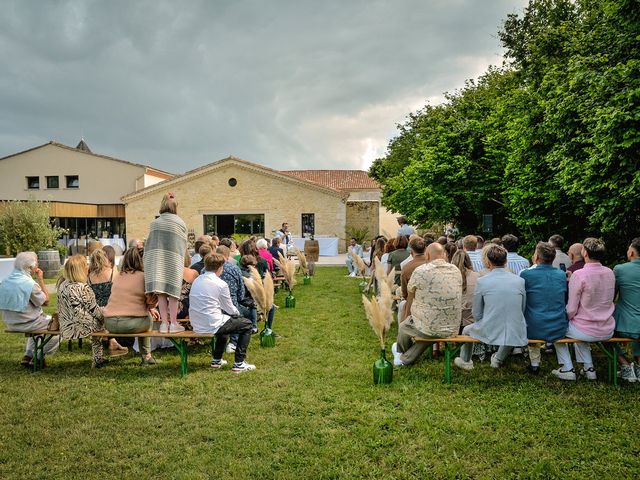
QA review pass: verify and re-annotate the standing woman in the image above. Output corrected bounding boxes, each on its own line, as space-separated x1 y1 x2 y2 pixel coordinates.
88 249 128 356
144 193 188 333
57 254 108 368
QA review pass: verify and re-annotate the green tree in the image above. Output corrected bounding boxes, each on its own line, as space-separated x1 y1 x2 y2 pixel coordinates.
0 199 66 256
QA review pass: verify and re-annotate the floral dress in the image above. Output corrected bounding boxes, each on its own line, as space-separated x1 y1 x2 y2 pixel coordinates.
57 280 105 364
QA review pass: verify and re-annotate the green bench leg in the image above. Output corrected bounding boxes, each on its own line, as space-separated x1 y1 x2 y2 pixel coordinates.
32 334 55 372
595 342 618 387
443 343 461 385
168 338 188 377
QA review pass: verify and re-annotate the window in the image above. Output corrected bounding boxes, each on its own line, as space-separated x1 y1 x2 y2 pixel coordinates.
66 175 79 188
302 213 315 237
46 176 59 189
26 176 39 189
203 214 264 237
228 177 237 187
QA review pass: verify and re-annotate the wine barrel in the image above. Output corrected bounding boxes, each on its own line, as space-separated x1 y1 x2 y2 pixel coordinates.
37 249 61 279
304 240 319 262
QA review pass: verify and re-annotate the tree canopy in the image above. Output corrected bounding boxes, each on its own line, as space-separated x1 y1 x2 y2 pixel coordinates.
370 0 639 256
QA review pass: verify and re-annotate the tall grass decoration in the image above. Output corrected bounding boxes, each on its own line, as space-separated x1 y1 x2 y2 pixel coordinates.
278 252 297 307
362 277 394 384
242 266 277 347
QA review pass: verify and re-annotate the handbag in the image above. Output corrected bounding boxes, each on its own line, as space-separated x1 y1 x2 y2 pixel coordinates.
48 313 60 331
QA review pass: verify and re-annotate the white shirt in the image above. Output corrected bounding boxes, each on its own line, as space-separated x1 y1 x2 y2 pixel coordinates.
552 249 572 270
189 272 239 334
190 253 202 266
400 254 413 270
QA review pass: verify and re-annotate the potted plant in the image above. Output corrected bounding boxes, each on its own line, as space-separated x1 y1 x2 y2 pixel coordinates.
278 252 297 308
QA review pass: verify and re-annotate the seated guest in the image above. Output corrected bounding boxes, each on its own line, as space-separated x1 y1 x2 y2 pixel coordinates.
454 244 527 371
444 242 458 263
520 242 568 374
346 238 363 277
102 245 117 269
103 247 159 366
392 243 462 366
387 236 410 285
614 237 640 382
490 237 502 246
57 255 108 368
128 238 144 256
210 235 220 248
190 235 212 266
219 238 239 265
451 250 479 330
398 237 428 325
87 239 103 256
0 252 60 367
501 234 530 275
567 243 585 275
476 236 485 249
549 234 572 270
217 246 257 339
229 239 241 263
190 244 213 275
397 215 414 237
553 238 615 380
361 241 372 267
89 249 128 356
268 237 284 269
240 240 268 278
463 235 484 272
178 249 200 319
437 236 448 245
380 238 395 267
257 238 274 273
189 254 256 372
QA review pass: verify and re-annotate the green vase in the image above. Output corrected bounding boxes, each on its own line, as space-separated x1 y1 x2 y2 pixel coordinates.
373 349 393 385
285 294 296 308
260 327 276 348
303 275 311 285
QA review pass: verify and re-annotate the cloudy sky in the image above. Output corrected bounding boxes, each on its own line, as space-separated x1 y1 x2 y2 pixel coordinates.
0 0 527 174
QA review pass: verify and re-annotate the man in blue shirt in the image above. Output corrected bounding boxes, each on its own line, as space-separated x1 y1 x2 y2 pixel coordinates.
502 234 530 275
397 216 415 237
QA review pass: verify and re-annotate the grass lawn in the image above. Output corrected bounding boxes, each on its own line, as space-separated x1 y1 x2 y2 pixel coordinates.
1 267 639 479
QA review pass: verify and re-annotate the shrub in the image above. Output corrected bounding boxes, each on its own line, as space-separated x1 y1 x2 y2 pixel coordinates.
0 199 66 256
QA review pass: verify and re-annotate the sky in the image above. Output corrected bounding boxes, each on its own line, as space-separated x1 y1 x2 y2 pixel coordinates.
0 0 527 174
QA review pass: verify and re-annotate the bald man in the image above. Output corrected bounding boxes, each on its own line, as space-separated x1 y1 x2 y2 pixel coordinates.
566 243 584 276
392 242 463 366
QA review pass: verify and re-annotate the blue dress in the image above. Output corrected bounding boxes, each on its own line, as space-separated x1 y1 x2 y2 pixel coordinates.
519 264 568 341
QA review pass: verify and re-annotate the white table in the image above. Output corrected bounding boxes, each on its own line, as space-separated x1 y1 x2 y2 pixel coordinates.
99 238 126 251
291 237 339 256
0 258 15 281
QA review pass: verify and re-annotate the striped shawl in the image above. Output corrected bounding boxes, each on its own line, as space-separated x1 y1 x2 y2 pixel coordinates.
143 213 188 298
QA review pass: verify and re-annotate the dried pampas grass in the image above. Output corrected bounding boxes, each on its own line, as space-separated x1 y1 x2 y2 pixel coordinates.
294 247 309 275
263 269 274 314
351 252 367 277
243 266 267 314
373 257 395 293
278 252 297 291
363 294 392 349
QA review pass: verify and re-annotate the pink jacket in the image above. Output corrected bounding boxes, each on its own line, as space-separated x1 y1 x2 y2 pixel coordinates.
259 248 274 272
566 262 615 337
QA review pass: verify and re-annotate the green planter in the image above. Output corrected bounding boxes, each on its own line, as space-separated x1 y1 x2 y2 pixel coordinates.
303 275 311 285
285 294 296 308
260 327 276 348
373 349 393 385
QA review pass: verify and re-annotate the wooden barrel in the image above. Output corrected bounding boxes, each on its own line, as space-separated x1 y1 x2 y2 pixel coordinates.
37 249 61 279
304 240 319 262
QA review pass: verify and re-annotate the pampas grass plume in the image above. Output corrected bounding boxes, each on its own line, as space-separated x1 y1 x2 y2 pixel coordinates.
362 294 388 349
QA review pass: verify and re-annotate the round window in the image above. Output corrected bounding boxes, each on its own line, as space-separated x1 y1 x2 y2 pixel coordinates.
228 177 237 187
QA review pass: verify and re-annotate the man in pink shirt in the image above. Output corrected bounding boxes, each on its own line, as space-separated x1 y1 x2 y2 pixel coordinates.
553 238 615 381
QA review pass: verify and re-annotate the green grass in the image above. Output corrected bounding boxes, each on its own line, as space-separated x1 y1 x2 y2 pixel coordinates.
1 267 639 479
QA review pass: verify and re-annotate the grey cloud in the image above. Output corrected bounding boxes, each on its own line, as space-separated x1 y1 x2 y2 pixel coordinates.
0 0 527 173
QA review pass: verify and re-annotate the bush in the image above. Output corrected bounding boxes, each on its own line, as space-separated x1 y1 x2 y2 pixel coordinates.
0 199 66 256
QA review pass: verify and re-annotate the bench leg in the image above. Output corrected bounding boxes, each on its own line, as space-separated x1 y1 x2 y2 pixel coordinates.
32 334 55 372
443 343 461 384
595 342 618 386
168 338 188 377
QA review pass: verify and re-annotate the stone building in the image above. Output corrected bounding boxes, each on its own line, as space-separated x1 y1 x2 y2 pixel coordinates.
123 156 395 253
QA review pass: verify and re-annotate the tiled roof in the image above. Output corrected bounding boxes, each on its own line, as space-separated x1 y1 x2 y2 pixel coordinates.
281 170 380 191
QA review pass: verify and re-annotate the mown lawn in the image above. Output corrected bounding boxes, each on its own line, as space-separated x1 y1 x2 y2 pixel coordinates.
1 267 639 479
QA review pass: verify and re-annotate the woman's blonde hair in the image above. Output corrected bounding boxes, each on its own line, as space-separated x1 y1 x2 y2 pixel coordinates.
58 254 88 287
450 250 472 293
159 192 178 215
89 249 110 275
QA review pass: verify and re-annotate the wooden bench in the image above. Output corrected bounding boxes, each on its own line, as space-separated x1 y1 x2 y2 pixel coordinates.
412 335 634 386
6 328 216 377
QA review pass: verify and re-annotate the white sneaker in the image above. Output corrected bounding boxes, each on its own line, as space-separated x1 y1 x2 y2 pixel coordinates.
490 353 502 368
551 367 576 381
232 361 256 372
454 357 474 371
391 342 404 366
579 367 597 381
210 359 228 369
226 343 237 353
169 323 185 333
618 363 637 383
349 271 357 277
159 321 169 333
